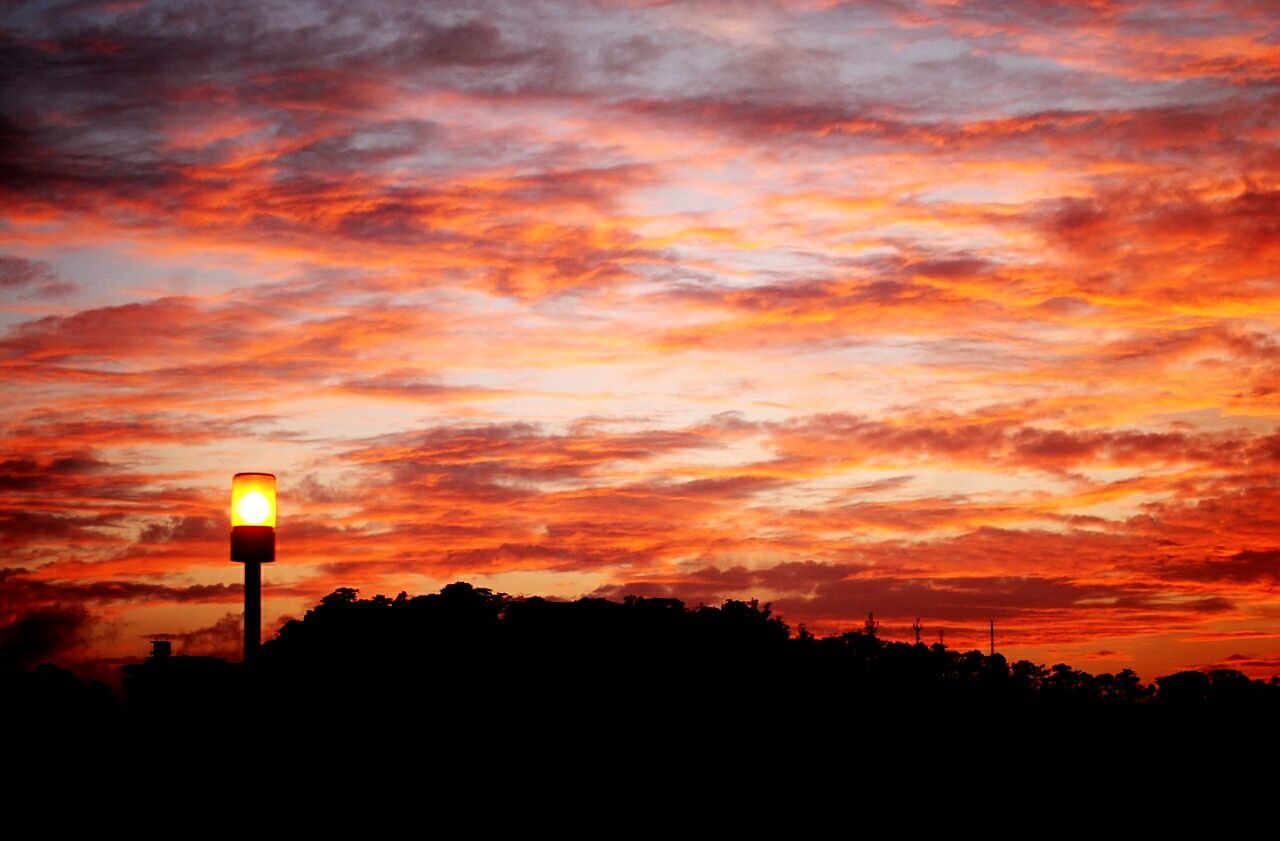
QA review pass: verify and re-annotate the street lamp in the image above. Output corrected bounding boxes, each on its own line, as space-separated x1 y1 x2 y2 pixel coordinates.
231 472 276 662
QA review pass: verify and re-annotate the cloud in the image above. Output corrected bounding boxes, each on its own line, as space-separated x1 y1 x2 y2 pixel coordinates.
0 605 92 672
1154 549 1280 587
0 567 242 606
587 556 1239 654
0 255 76 298
1189 651 1280 680
153 612 242 659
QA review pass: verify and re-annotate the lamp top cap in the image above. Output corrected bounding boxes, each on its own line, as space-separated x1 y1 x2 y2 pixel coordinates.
234 471 276 479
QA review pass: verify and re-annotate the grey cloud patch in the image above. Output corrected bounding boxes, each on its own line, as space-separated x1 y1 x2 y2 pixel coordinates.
0 255 77 298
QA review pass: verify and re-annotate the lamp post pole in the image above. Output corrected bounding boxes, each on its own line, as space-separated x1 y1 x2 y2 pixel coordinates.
244 559 261 661
230 472 277 664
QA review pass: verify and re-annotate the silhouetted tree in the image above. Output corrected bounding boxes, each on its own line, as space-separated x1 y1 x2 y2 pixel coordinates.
10 581 1280 753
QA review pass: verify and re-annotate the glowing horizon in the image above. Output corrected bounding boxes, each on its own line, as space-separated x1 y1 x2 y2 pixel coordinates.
2 0 1279 683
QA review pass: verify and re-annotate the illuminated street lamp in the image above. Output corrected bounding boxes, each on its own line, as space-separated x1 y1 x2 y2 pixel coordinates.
231 472 276 662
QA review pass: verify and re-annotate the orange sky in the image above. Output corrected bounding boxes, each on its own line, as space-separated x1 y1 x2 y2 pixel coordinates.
3 0 1280 682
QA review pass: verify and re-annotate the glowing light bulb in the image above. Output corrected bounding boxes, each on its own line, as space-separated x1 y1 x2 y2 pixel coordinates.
237 490 271 525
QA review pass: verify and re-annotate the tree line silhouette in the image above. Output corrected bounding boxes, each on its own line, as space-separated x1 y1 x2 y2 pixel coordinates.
6 581 1280 751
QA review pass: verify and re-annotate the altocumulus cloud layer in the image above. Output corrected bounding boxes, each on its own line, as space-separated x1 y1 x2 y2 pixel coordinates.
2 0 1279 679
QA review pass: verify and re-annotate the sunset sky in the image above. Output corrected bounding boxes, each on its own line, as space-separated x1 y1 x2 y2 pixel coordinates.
3 0 1279 681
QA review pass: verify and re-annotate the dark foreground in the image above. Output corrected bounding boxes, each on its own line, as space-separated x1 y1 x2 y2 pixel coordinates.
6 582 1280 762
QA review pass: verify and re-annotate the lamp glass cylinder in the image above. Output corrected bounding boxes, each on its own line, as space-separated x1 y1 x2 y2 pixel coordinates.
231 472 276 528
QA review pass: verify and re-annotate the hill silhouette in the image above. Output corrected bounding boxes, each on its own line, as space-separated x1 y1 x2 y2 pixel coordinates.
6 581 1280 756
